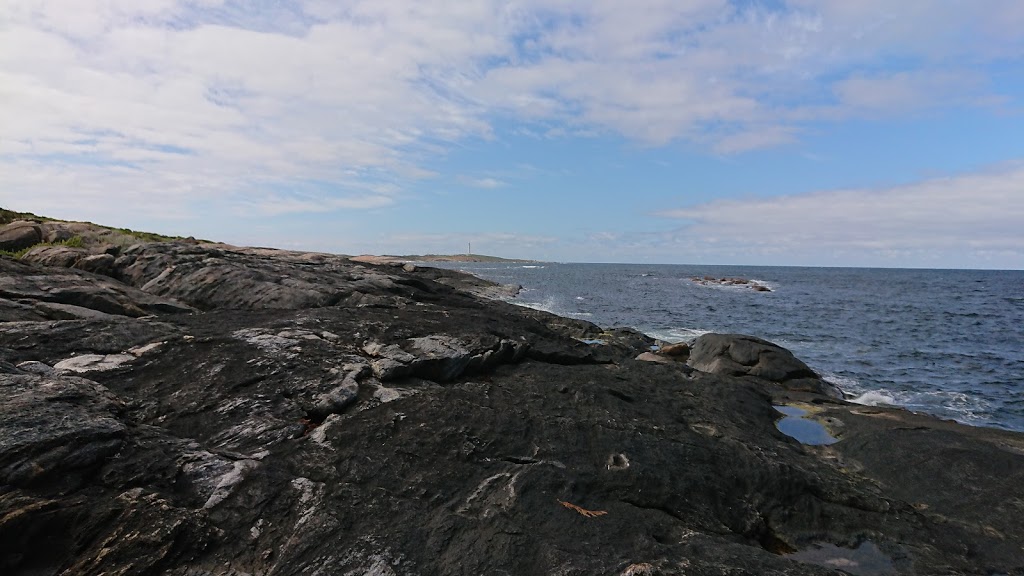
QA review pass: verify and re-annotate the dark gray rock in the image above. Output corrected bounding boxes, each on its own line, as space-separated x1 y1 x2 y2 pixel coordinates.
74 253 117 276
363 335 529 383
33 301 120 320
636 351 673 363
370 356 414 381
688 333 844 398
0 221 42 252
21 244 88 268
308 377 360 421
406 334 475 381
0 296 46 321
0 257 193 318
15 361 54 375
0 316 180 366
106 243 407 311
0 373 126 488
41 222 75 244
688 333 817 382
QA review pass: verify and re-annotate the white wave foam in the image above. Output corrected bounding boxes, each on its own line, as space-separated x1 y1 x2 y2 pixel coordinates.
749 279 780 291
515 297 559 315
643 327 711 343
850 391 897 406
821 372 860 394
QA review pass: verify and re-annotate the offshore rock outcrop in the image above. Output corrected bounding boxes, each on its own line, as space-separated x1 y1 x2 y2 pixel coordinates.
1 241 1022 575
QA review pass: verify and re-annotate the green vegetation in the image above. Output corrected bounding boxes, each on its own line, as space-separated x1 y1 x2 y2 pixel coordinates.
0 208 52 226
110 226 180 243
0 235 85 259
1 206 208 252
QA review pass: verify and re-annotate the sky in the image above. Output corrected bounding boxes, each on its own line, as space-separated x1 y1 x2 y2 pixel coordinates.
2 0 1023 268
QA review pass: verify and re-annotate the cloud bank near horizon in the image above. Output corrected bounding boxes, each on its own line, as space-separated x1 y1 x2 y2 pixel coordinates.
650 163 1024 267
2 1 1022 266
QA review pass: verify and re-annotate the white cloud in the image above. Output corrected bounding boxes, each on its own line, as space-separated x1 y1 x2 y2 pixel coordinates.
457 176 506 189
654 162 1024 266
1 0 1022 224
831 70 990 115
239 193 394 217
712 125 798 154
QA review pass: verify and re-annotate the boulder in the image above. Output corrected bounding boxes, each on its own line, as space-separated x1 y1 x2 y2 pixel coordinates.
308 378 360 421
74 253 117 276
635 351 672 364
658 342 691 359
0 221 42 252
16 361 55 375
22 245 88 268
41 223 75 244
406 335 474 381
603 327 653 352
688 333 817 383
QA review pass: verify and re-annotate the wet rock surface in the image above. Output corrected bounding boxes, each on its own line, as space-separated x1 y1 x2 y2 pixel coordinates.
690 276 772 292
1 242 1022 575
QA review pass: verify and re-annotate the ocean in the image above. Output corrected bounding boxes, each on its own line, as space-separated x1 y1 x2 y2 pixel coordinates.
428 262 1024 432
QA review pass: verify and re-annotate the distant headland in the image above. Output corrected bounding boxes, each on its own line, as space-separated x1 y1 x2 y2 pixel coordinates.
350 253 539 264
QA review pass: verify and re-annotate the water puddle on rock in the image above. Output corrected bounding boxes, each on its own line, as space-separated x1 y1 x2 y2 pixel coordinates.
774 405 838 445
787 540 895 575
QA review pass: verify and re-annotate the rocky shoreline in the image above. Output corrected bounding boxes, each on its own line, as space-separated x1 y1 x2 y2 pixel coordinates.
1 223 1023 575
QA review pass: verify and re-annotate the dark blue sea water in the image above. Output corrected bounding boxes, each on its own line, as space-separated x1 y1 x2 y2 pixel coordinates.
429 263 1024 432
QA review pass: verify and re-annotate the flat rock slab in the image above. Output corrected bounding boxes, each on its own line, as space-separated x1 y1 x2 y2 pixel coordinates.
54 353 136 373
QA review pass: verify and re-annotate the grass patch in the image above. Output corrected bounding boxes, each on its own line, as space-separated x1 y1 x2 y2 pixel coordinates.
0 236 86 259
2 206 211 246
108 226 179 243
0 208 53 226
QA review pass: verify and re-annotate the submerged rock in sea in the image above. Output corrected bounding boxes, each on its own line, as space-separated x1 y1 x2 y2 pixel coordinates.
691 275 772 292
0 240 1022 575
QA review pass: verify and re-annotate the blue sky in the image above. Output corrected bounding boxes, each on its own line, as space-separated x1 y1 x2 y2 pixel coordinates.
2 1 1023 268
